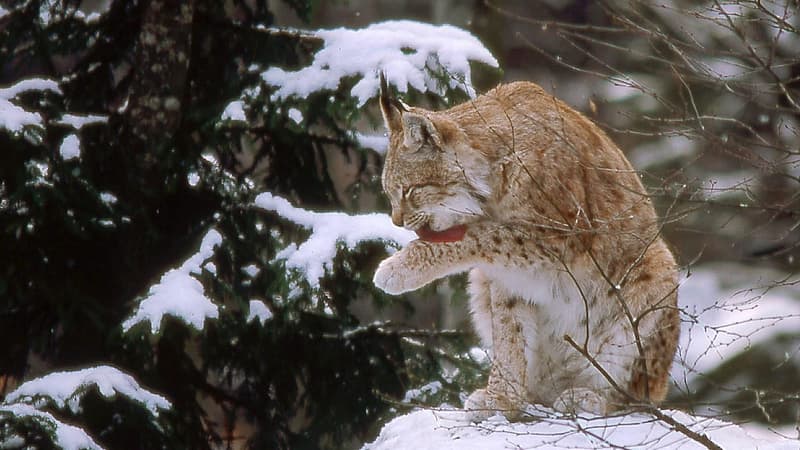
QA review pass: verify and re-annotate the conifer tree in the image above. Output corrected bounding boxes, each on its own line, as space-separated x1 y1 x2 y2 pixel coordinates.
1 1 497 448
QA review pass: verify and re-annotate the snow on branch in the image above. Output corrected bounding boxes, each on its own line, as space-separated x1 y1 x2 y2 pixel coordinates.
262 20 499 106
0 403 103 450
54 113 108 130
122 229 222 334
0 78 61 133
254 192 415 289
4 365 171 417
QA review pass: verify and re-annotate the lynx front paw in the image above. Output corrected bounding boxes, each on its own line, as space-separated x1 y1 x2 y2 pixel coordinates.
553 388 607 416
373 254 427 295
464 388 526 423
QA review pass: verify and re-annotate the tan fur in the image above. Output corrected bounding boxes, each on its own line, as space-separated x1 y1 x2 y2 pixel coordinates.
373 80 679 420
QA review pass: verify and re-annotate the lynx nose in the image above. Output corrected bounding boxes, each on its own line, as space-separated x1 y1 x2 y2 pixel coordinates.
391 210 403 227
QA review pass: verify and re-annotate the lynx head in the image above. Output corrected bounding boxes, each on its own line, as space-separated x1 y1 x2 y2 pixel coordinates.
378 73 490 234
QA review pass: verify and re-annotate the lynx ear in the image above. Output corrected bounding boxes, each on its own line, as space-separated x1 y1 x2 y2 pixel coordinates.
401 113 443 151
379 72 405 134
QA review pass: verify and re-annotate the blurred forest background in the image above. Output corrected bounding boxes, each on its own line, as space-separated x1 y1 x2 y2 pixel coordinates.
1 0 799 449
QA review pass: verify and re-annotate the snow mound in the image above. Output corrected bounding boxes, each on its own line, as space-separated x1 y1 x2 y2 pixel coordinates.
262 20 499 106
364 408 798 450
5 365 171 417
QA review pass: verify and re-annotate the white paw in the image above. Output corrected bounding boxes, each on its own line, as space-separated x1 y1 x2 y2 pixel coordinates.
372 254 425 295
464 389 529 423
464 389 494 423
553 388 607 416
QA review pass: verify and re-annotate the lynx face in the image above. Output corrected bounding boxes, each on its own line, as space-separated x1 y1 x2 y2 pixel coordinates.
379 85 489 234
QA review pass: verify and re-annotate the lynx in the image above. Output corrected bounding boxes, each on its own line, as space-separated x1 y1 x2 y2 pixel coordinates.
372 74 680 421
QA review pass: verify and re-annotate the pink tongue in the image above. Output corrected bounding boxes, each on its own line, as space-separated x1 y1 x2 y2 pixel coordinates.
415 224 467 243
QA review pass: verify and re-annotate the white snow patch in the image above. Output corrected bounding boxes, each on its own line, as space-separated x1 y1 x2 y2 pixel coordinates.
99 192 117 205
674 264 800 384
0 403 103 450
122 229 222 334
221 100 247 122
403 381 442 403
55 113 107 129
364 408 798 450
262 20 498 106
247 300 273 324
187 171 200 187
699 171 755 199
38 2 107 25
5 365 171 416
0 78 61 133
287 107 303 124
59 133 81 160
242 264 260 277
467 347 489 365
355 132 389 154
628 135 697 170
254 192 415 288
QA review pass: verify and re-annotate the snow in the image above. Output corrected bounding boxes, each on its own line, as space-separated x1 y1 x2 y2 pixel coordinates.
247 300 273 324
0 78 61 133
55 113 108 129
403 381 442 403
699 171 756 200
0 403 103 450
99 192 117 205
628 135 696 170
242 264 260 277
4 365 171 417
262 21 499 106
221 100 247 122
122 229 222 334
364 408 798 450
467 347 489 365
187 171 200 187
38 2 107 25
254 192 415 288
287 107 303 124
674 264 800 385
354 132 389 154
59 133 81 160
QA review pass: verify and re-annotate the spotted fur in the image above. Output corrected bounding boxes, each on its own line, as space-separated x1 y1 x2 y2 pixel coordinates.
373 78 679 420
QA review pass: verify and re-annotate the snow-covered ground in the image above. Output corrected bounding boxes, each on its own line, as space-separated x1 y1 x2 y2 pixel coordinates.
364 407 798 450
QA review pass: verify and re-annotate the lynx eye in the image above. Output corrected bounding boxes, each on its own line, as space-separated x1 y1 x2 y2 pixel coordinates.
402 186 416 199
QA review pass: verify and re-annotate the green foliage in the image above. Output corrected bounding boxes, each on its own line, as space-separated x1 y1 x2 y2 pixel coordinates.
0 1 483 449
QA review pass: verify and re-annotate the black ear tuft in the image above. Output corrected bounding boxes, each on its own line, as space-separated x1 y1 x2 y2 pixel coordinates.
379 71 391 111
379 72 405 133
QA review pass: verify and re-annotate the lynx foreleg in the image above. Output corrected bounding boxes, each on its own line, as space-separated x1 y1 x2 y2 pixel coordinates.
373 222 551 295
466 290 530 422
